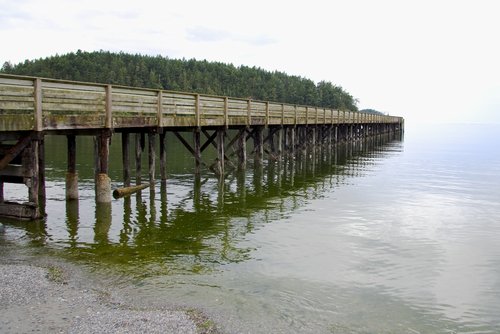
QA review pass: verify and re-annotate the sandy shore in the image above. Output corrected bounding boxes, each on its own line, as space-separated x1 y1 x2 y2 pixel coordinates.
0 261 219 333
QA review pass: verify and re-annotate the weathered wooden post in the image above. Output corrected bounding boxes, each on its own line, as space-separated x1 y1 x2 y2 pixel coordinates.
215 128 225 177
122 132 131 187
159 131 167 186
148 132 156 185
66 135 78 200
194 129 201 176
254 126 264 163
237 127 247 170
95 131 111 203
289 126 295 156
135 133 145 185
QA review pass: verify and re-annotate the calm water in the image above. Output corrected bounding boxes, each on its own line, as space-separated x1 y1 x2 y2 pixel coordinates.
1 124 500 333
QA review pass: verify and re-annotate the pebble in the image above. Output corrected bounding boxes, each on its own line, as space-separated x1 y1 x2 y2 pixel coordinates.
0 264 200 334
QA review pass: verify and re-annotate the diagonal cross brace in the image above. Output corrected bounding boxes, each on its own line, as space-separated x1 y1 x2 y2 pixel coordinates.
0 135 33 171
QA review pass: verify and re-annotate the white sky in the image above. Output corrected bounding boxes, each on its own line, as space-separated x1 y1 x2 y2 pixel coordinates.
1 0 499 124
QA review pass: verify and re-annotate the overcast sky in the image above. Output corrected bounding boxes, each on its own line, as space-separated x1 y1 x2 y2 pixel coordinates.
1 0 498 124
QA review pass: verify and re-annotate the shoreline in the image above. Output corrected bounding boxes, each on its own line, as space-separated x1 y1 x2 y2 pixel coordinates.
0 258 220 333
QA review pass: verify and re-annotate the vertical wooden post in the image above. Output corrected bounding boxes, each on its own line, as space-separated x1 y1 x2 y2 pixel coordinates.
105 85 113 129
122 132 130 187
159 131 167 185
194 129 201 176
148 132 156 185
254 126 264 163
265 102 270 128
268 128 275 158
194 94 201 128
135 133 144 185
66 134 78 200
96 131 111 203
34 78 42 132
224 97 229 129
23 140 41 219
157 90 163 127
247 99 252 126
215 128 225 177
237 128 246 170
289 126 295 156
277 127 283 156
38 135 46 202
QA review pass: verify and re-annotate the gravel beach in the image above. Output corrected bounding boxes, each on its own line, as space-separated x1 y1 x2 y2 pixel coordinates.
0 262 218 334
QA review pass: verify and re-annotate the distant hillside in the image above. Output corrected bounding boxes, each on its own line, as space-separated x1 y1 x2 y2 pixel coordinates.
1 50 358 111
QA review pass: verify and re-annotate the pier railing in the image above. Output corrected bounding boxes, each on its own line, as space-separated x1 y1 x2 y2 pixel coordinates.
0 74 403 132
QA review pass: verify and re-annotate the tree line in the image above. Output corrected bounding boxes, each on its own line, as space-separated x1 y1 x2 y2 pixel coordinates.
1 50 358 111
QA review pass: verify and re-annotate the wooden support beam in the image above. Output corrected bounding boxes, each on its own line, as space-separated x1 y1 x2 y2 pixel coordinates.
38 135 46 202
237 127 246 170
135 133 144 185
96 131 111 203
148 132 156 185
122 132 131 187
201 129 217 153
66 135 78 200
159 131 167 184
105 85 113 129
193 130 201 175
0 135 32 171
173 131 207 173
215 128 225 177
254 126 264 163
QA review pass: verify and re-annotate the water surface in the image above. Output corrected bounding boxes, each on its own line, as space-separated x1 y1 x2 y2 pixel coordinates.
1 124 500 333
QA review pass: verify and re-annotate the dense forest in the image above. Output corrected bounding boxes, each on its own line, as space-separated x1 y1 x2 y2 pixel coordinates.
1 50 358 111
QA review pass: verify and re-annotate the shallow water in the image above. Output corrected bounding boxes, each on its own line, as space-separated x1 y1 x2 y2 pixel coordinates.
2 124 500 333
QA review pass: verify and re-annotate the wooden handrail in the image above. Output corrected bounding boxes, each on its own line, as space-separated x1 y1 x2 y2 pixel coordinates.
0 74 404 132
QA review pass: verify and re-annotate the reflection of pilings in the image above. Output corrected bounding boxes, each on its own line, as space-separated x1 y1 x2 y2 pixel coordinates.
65 198 79 247
160 182 167 224
94 202 111 245
120 197 132 244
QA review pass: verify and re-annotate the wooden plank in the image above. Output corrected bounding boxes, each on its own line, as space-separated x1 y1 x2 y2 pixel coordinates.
163 92 197 100
0 77 34 87
0 202 39 220
42 103 105 113
0 85 34 97
0 165 32 177
0 101 36 110
42 81 105 92
42 88 105 101
112 87 157 96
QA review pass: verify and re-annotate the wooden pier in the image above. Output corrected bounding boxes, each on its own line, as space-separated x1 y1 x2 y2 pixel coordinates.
0 74 404 220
